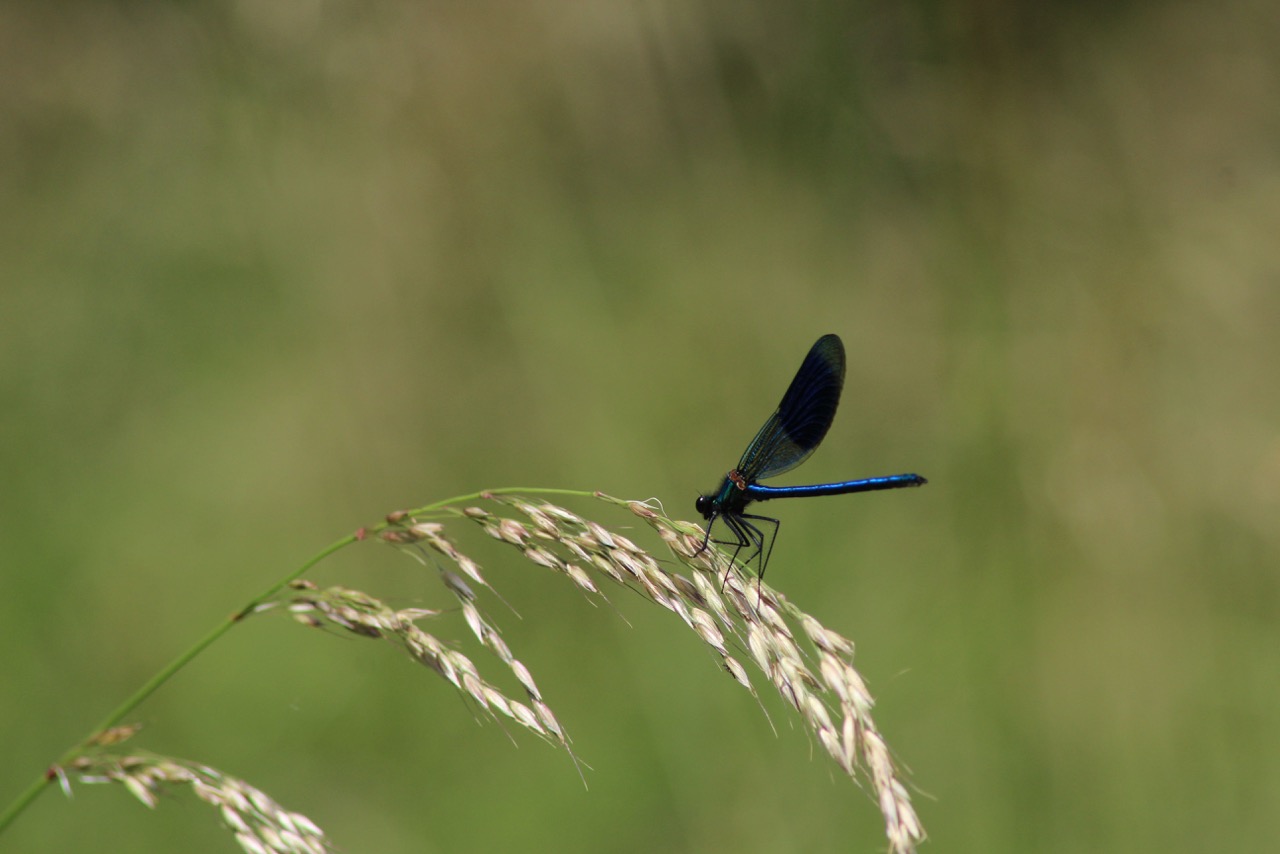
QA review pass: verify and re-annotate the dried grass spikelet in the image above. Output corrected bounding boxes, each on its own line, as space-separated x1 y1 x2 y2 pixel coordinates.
255 580 577 771
370 492 924 853
25 490 921 854
57 751 330 854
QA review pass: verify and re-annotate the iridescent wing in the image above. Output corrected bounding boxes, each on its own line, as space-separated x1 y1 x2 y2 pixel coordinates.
735 334 846 482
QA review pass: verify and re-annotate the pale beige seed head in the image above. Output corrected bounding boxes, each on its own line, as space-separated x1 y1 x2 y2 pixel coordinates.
523 547 562 570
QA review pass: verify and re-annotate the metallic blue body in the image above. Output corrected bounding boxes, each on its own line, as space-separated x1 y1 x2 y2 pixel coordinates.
743 473 927 500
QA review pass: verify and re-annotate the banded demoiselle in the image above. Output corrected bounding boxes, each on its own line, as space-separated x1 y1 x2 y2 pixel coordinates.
695 334 926 583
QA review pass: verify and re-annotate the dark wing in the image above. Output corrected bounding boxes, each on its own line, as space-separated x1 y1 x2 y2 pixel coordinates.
735 334 846 482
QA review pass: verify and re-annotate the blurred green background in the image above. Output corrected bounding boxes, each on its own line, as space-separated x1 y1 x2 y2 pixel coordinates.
3 1 1278 851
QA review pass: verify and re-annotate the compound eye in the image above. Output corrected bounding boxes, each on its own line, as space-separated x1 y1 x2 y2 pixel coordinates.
695 495 712 518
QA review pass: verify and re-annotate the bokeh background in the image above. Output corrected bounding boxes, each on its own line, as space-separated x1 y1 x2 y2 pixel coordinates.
3 1 1278 852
